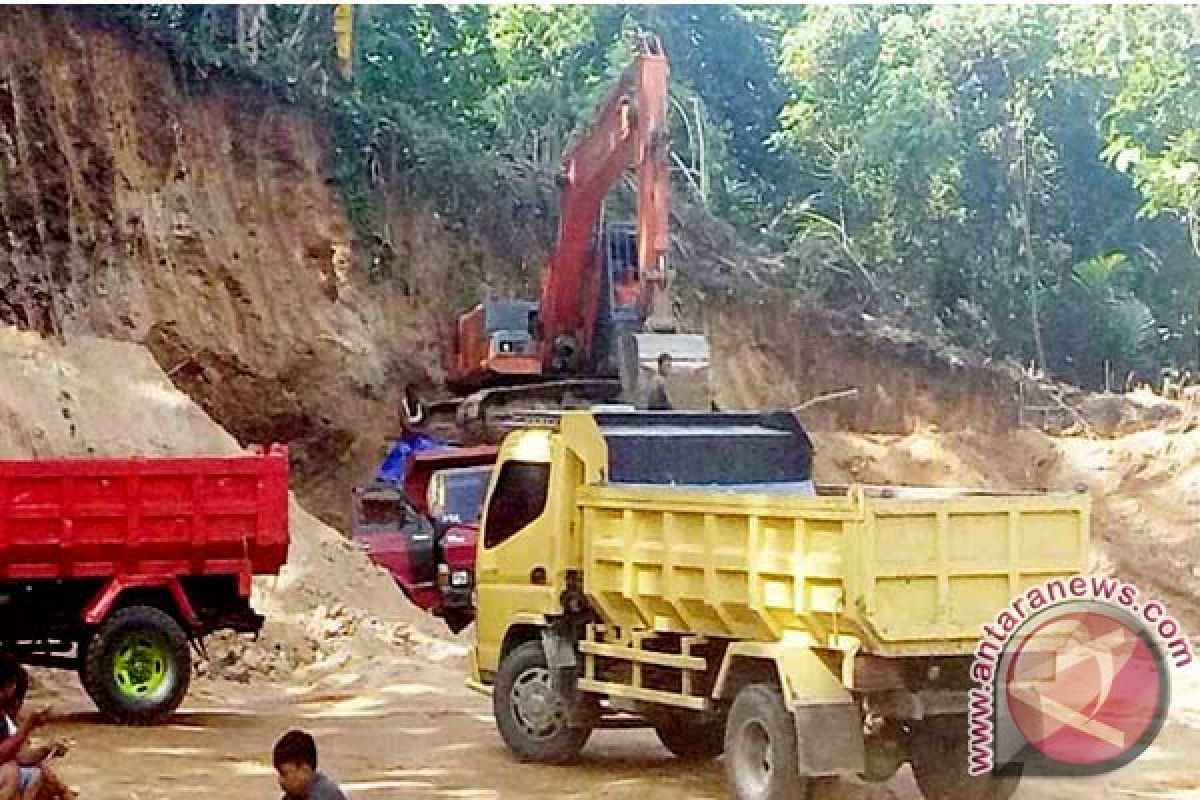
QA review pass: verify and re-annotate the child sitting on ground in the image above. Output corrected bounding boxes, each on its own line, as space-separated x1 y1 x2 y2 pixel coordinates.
3 666 73 800
0 659 51 800
273 730 347 800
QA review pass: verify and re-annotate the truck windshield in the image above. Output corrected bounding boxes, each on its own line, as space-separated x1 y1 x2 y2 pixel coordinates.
483 461 550 548
440 468 491 525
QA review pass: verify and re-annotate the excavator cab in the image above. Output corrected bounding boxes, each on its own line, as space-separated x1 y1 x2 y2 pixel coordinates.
606 224 643 313
589 224 642 378
447 300 541 391
594 224 713 409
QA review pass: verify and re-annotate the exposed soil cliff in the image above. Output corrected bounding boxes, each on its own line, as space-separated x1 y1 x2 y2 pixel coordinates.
0 8 1178 533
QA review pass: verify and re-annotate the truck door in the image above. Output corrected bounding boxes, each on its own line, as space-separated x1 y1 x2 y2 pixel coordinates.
474 430 578 673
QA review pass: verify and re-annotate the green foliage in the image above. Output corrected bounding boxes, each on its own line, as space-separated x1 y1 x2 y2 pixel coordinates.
772 4 1200 385
96 5 1200 387
1079 7 1200 248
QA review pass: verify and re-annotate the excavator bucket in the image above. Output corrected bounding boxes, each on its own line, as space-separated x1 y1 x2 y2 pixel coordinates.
619 332 713 410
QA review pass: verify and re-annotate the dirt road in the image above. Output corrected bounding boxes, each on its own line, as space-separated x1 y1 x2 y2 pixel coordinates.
34 654 1200 800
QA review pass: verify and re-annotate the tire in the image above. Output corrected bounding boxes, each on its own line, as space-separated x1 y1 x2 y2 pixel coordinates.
911 716 1022 800
81 605 192 726
725 683 813 800
655 712 726 760
493 641 591 764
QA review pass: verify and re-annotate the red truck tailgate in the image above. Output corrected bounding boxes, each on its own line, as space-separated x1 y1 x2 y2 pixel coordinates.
0 446 289 580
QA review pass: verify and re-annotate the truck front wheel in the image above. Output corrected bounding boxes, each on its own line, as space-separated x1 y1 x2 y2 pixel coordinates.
725 683 815 800
81 606 192 726
911 716 1021 800
493 641 591 764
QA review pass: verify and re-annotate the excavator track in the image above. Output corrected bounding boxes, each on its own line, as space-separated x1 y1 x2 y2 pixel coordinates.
413 380 625 446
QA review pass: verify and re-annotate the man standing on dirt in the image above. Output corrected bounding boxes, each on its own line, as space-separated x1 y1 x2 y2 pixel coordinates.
645 352 674 410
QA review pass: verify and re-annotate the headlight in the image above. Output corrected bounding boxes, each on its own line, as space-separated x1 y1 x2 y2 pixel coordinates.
450 570 471 587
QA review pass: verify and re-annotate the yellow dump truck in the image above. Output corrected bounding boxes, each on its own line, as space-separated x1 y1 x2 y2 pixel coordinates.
468 411 1089 800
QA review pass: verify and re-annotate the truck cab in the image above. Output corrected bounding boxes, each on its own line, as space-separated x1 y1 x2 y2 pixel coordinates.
426 464 492 630
351 445 496 632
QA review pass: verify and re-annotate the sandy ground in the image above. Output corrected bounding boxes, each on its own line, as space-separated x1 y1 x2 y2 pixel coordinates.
27 657 1200 800
3 13 1196 794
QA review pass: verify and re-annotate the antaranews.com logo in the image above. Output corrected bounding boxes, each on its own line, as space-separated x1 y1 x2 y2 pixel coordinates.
969 576 1192 777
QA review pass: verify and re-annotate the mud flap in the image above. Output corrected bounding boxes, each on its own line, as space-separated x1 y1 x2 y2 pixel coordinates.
793 701 866 777
541 627 577 672
541 627 596 729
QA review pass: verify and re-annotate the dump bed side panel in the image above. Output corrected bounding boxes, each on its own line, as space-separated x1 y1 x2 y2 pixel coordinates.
579 485 1089 657
0 448 289 580
580 486 854 642
848 492 1090 654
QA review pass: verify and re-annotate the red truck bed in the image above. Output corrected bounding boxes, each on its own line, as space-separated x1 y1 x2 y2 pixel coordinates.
0 446 289 582
0 445 290 725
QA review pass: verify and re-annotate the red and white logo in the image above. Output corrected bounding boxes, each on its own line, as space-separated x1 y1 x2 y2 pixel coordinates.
1003 607 1165 768
969 579 1190 778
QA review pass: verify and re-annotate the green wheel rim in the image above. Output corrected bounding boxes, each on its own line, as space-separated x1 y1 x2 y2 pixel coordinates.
112 634 170 699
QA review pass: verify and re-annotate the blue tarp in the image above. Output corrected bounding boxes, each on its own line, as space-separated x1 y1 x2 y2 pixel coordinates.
374 433 446 485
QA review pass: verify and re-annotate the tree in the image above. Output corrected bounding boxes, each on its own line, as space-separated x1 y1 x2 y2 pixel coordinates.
772 5 1200 384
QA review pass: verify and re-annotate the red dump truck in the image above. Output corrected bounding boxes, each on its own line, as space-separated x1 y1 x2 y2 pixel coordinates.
0 446 289 724
350 445 496 633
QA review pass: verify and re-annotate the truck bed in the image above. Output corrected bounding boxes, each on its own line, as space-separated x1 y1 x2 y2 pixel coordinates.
578 481 1089 656
0 447 289 581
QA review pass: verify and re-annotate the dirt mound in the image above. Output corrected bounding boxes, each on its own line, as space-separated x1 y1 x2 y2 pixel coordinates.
0 328 457 692
0 327 237 457
202 498 465 689
811 422 1200 630
1075 387 1187 435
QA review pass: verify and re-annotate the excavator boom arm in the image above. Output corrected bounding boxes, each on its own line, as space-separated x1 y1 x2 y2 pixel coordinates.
435 33 711 431
538 35 673 363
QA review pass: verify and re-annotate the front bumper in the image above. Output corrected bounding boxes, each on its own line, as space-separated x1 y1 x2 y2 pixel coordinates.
443 586 474 609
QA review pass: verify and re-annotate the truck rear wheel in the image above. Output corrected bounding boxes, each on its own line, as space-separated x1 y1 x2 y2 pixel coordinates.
493 641 591 764
655 712 725 760
725 683 814 800
81 605 191 726
911 716 1021 800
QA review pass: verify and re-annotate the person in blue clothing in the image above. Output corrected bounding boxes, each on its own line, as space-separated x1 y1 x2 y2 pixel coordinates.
374 389 445 486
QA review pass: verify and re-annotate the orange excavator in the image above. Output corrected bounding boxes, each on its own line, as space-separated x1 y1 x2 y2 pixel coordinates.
422 34 713 443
